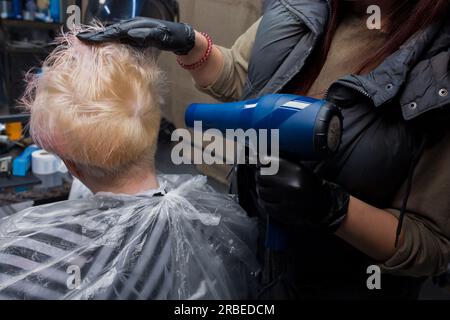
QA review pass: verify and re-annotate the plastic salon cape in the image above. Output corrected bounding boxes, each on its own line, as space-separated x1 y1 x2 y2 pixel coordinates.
0 175 259 300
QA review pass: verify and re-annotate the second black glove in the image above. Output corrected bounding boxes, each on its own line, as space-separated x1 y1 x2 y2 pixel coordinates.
255 157 350 233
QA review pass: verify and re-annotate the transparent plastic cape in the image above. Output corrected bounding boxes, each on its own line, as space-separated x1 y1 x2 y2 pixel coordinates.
0 175 259 300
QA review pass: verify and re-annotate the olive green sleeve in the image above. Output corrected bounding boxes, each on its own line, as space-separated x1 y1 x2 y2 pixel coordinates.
195 18 261 102
380 131 450 277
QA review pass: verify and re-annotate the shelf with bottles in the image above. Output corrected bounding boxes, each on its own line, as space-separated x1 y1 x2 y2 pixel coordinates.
1 0 74 26
0 18 62 29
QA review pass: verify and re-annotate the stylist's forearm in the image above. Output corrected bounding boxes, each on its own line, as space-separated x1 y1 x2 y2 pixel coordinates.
177 31 224 88
335 197 404 262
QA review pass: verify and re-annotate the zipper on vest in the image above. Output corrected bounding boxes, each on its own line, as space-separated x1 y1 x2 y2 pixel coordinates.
324 79 372 101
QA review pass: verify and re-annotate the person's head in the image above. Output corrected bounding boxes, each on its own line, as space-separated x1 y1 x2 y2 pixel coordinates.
22 27 162 192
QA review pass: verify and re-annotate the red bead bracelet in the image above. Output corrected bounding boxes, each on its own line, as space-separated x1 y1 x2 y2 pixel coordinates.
177 32 213 70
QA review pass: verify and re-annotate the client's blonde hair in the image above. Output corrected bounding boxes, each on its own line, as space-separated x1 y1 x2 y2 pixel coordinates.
22 26 162 182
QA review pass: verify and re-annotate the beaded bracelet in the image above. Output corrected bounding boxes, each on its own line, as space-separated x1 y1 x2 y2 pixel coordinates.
177 32 213 70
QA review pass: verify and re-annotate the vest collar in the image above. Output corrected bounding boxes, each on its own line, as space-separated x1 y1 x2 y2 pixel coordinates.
328 18 450 119
278 0 329 35
270 0 450 119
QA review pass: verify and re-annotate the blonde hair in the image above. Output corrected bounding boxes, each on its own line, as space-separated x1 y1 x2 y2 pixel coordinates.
22 26 162 181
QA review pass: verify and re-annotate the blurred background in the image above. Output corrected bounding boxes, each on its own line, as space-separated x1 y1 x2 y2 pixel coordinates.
0 0 261 183
0 0 448 299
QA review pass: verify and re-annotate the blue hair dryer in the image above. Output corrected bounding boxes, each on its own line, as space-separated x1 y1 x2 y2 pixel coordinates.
185 94 343 253
185 94 343 161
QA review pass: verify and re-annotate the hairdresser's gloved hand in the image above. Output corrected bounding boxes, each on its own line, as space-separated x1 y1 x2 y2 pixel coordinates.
255 157 350 233
77 17 195 55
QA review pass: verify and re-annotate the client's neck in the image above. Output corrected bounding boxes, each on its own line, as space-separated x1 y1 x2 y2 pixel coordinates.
87 171 159 195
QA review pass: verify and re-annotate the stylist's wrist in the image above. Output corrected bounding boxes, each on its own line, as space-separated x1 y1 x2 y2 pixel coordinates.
177 31 208 65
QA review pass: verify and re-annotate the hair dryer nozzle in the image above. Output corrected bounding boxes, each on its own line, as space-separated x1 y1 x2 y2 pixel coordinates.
184 94 343 161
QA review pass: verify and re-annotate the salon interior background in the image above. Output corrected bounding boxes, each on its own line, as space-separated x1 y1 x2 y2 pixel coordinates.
0 0 264 116
0 0 264 183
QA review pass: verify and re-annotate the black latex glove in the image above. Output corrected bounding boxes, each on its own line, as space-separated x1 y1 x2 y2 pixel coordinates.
77 17 196 55
255 157 350 233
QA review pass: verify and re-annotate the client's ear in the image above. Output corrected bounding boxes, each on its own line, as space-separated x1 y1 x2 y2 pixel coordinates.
63 159 83 180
